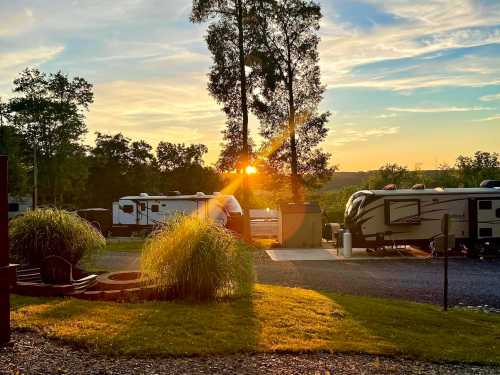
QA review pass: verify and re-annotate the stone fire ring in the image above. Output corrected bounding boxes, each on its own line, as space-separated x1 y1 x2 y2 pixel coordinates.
95 271 150 291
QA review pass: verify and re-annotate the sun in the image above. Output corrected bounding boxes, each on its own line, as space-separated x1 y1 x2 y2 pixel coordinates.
245 165 257 175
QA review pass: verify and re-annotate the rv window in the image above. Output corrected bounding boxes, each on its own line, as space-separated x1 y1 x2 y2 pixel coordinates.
479 227 493 237
386 199 421 225
140 203 146 211
496 208 500 218
151 204 159 213
8 203 19 212
122 205 134 213
479 201 492 210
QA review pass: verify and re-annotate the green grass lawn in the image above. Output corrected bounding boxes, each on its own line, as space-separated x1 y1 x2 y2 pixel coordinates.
104 240 144 253
10 284 500 364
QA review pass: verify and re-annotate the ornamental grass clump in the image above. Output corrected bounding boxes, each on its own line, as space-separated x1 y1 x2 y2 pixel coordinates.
141 215 254 301
9 208 105 266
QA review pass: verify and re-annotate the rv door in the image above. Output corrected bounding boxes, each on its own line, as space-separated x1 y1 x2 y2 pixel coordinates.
476 199 500 239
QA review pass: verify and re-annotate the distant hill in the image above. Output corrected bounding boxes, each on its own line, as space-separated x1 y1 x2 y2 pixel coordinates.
320 170 442 191
320 171 372 191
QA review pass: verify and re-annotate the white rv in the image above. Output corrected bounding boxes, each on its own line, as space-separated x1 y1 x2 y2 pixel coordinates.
112 192 242 232
344 183 500 253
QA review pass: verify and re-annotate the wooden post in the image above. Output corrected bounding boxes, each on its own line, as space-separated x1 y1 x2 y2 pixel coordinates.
442 214 449 312
0 154 11 344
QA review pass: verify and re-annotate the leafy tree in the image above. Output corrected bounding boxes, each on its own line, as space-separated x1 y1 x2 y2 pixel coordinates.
216 118 256 172
1 98 31 197
0 125 31 198
308 185 359 223
191 1 256 242
251 0 333 201
86 135 221 208
157 142 221 194
429 164 460 188
0 97 11 128
366 163 409 189
86 133 136 208
456 151 500 187
157 142 208 171
8 68 93 205
191 0 255 171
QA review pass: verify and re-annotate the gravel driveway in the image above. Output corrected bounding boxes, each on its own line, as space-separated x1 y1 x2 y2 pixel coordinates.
1 331 498 375
254 253 500 308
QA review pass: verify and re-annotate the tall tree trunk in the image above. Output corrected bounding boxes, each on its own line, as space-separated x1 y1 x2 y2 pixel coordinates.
287 62 300 203
237 0 251 240
33 143 38 209
237 0 249 164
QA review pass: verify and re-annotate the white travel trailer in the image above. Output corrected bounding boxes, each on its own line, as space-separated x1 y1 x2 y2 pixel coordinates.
344 182 500 253
112 192 242 232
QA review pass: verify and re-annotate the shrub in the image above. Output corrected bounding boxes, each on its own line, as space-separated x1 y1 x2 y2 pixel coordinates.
9 208 105 266
141 215 254 301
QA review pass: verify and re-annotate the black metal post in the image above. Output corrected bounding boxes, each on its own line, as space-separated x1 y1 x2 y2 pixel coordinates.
442 213 449 312
0 154 11 343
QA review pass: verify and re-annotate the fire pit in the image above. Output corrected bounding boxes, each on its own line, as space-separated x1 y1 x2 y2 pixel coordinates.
95 271 147 290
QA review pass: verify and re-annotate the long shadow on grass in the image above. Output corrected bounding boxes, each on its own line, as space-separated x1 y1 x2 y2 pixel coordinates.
108 295 260 357
11 293 260 357
320 291 500 365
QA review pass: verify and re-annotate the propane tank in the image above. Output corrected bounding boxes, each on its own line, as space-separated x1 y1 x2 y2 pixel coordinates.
343 230 352 258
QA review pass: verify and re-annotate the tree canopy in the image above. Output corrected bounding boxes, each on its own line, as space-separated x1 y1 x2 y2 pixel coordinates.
191 0 255 173
251 0 333 201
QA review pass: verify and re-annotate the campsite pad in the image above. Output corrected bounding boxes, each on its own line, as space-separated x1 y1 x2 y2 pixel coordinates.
265 246 431 262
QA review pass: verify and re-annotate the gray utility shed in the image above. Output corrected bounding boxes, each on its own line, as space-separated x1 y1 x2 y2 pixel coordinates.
278 203 322 248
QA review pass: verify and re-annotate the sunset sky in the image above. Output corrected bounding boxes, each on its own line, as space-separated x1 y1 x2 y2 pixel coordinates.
1 0 500 171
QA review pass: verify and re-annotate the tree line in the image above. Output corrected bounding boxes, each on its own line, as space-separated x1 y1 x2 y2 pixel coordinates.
0 68 221 209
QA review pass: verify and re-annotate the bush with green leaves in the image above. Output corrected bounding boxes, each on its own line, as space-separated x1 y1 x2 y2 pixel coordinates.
141 215 254 301
9 208 105 266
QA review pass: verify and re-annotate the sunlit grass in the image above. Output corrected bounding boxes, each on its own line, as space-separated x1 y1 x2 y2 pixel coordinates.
11 285 500 363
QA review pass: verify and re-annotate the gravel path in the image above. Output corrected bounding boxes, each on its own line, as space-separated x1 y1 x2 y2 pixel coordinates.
91 251 141 271
1 331 498 375
254 252 500 308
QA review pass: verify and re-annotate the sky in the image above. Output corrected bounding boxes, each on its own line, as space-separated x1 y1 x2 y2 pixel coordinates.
1 0 500 171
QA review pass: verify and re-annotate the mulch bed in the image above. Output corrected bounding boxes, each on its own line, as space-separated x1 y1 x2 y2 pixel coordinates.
1 331 497 375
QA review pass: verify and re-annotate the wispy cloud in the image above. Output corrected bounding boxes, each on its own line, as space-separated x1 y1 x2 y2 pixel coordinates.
0 46 65 96
480 93 500 102
332 126 400 146
375 113 398 119
473 115 500 122
320 0 500 91
387 106 494 113
0 46 64 70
